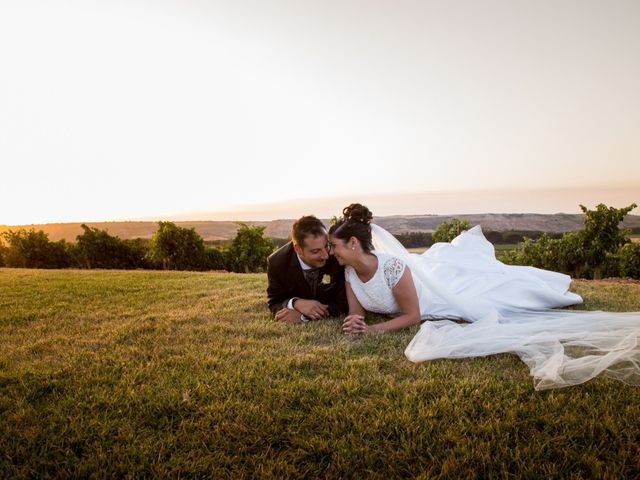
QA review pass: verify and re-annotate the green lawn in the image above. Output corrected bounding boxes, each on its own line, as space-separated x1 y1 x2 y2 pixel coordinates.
1 268 639 478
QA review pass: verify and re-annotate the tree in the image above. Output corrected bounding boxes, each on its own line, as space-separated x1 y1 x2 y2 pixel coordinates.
579 203 637 279
76 224 147 269
0 238 6 267
554 231 586 278
617 243 640 279
147 222 206 270
1 229 72 268
432 218 471 243
226 224 274 273
203 247 227 271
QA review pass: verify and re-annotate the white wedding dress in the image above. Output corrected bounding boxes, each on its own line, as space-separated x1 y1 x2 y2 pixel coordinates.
349 224 640 390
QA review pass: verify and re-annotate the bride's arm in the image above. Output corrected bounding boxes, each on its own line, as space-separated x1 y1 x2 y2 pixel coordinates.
345 281 366 317
342 282 369 334
368 267 421 333
343 267 422 335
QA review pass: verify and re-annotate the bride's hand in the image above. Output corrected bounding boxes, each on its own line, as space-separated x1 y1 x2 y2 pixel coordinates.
343 314 368 335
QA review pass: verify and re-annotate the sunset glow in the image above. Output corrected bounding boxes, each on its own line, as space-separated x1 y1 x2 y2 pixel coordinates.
1 1 639 226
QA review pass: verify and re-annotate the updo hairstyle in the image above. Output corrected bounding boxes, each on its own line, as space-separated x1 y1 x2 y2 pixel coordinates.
328 203 374 253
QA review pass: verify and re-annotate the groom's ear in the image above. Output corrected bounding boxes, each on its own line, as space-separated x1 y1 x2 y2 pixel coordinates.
293 243 301 254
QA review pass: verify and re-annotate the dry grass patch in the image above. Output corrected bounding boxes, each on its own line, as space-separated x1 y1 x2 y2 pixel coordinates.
1 268 639 478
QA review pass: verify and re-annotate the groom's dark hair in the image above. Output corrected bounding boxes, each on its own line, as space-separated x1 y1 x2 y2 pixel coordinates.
291 215 327 247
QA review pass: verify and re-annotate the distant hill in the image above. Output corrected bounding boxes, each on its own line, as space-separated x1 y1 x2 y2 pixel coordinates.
2 213 640 242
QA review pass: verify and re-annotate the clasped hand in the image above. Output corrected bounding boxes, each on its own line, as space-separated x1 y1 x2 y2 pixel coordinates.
343 314 368 335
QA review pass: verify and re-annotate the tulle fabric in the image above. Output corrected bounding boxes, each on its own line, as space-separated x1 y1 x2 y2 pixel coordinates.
370 224 640 390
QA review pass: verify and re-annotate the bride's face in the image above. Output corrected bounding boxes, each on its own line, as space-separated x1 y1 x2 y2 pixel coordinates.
327 235 353 265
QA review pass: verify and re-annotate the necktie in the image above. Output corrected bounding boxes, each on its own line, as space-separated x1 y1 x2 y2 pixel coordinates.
304 268 320 296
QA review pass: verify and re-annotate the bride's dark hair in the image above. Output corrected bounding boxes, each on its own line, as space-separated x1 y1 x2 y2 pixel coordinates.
328 203 374 252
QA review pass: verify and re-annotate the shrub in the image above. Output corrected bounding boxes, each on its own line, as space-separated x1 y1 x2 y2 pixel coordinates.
147 222 206 271
226 224 274 273
580 203 637 279
204 247 227 271
618 243 640 278
1 229 73 268
394 232 434 248
503 204 638 280
432 218 471 243
76 224 148 269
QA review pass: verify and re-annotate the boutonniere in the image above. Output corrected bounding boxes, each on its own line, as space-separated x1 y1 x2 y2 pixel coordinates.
321 274 331 285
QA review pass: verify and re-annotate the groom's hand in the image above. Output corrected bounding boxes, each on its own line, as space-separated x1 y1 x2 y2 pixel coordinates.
294 299 329 320
274 307 302 323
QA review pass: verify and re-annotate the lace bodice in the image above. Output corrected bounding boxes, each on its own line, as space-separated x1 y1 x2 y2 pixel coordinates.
345 252 406 315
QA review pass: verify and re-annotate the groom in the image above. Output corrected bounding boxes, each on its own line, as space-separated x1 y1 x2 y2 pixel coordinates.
267 215 347 322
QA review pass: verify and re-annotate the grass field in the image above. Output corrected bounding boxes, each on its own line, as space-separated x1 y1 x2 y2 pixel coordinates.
1 268 639 478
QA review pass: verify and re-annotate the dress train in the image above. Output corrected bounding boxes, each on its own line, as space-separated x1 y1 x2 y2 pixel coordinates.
370 224 640 389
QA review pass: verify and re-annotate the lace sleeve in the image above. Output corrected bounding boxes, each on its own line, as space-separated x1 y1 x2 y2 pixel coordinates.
383 257 405 289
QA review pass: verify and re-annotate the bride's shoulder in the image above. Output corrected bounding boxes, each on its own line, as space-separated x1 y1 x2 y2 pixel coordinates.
379 254 406 288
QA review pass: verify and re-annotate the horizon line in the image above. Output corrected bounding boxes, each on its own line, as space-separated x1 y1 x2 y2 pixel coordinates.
3 187 637 226
5 210 640 228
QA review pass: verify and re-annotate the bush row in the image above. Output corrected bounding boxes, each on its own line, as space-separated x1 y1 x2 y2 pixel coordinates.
2 203 637 279
394 228 564 249
501 232 640 279
501 203 639 279
0 222 274 273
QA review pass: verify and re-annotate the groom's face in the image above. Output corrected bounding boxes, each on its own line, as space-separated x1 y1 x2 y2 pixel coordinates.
295 234 330 269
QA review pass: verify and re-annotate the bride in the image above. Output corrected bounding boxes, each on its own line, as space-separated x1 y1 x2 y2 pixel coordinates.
328 203 640 390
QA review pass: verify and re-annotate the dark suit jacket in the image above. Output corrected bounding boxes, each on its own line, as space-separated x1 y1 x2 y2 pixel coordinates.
266 241 347 316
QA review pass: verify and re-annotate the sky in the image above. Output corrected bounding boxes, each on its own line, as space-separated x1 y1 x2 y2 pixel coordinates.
1 0 639 225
